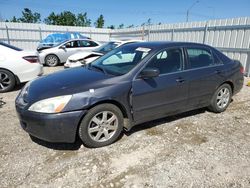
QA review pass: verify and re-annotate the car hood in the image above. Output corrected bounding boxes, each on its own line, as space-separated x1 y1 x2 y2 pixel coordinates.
39 46 57 53
26 67 115 103
68 51 103 61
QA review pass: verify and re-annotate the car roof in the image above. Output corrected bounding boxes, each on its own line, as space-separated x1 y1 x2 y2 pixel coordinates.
65 38 94 42
123 41 213 50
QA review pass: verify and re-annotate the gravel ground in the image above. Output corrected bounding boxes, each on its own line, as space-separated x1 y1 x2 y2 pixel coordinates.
0 66 250 188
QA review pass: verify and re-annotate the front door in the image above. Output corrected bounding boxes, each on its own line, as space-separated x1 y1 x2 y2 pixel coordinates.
132 48 189 124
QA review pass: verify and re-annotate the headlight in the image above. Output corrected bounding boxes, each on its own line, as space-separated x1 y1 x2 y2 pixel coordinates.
28 95 72 113
19 81 31 103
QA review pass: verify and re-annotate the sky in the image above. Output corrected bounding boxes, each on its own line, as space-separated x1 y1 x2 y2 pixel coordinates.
0 0 250 27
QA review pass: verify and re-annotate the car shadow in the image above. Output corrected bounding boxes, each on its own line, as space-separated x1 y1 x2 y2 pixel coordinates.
29 108 207 150
125 108 207 136
13 83 26 92
29 135 82 151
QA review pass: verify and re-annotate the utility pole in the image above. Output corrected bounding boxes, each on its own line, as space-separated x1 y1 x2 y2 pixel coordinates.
186 0 199 22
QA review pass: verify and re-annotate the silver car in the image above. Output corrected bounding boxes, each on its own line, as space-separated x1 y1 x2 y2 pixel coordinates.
38 39 100 67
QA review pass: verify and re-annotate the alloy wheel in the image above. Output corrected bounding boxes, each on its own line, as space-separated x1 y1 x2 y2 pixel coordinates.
0 72 11 91
88 111 118 142
216 87 230 109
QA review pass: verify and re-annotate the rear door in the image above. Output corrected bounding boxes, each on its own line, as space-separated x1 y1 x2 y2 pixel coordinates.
184 46 224 108
132 47 189 123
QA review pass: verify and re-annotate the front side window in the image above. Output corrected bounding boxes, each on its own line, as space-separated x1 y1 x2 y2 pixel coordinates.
145 48 183 74
187 48 214 69
65 41 79 48
91 45 150 75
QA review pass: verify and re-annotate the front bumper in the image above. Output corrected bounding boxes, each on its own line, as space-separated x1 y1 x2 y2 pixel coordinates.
16 105 86 143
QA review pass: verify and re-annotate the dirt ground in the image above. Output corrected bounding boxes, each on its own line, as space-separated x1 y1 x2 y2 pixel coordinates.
0 66 250 188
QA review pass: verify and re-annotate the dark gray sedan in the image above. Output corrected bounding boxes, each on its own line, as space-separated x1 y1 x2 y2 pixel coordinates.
16 42 244 148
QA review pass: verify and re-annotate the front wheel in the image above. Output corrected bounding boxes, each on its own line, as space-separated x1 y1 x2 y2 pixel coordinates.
45 54 59 67
208 83 232 113
79 104 124 148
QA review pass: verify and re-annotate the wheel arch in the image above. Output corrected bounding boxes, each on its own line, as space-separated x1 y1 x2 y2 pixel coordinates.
220 81 234 94
86 100 129 119
0 67 19 84
75 99 130 140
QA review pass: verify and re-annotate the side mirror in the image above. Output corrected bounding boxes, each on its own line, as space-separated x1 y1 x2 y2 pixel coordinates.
59 45 66 50
140 67 160 79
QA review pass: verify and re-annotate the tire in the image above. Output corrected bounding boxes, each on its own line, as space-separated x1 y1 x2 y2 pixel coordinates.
208 83 232 113
79 104 124 148
0 69 16 93
45 54 59 67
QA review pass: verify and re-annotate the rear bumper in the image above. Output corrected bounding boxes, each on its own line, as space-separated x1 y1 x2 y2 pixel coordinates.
17 64 43 83
233 74 244 95
16 105 86 143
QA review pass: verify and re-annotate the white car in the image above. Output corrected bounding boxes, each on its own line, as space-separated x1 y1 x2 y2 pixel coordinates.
0 42 43 92
64 40 142 68
38 39 100 67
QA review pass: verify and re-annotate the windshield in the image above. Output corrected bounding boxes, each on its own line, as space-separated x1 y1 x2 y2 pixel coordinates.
0 42 22 51
91 45 151 76
94 42 121 54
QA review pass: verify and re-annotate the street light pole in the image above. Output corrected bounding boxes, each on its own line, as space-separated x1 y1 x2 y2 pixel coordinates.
186 0 199 22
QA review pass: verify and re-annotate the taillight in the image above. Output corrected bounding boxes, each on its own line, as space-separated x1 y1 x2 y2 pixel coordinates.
240 66 244 74
23 56 39 63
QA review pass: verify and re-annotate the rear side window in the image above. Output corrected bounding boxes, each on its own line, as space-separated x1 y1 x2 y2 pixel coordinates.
89 41 99 47
79 40 98 47
186 48 214 69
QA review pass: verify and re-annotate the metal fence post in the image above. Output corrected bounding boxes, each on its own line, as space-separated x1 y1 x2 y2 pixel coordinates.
39 27 42 41
89 29 92 38
109 30 112 41
5 25 10 44
246 51 250 77
203 22 208 44
142 26 145 40
171 25 175 41
147 26 150 41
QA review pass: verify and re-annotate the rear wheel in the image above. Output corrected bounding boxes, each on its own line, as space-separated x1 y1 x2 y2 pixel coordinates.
0 69 16 93
208 83 232 113
45 54 59 67
79 104 123 148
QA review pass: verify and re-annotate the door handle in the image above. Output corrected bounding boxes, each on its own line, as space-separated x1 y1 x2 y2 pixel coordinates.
176 78 185 83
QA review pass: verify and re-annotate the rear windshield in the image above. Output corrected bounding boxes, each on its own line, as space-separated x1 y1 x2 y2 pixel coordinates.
94 42 121 54
0 42 22 51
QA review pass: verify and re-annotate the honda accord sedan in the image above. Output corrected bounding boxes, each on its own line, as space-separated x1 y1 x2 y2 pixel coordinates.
15 42 244 148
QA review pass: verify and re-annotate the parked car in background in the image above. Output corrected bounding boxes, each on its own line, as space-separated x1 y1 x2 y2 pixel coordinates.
0 42 43 92
37 32 89 51
38 39 100 67
15 42 244 148
64 40 142 68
